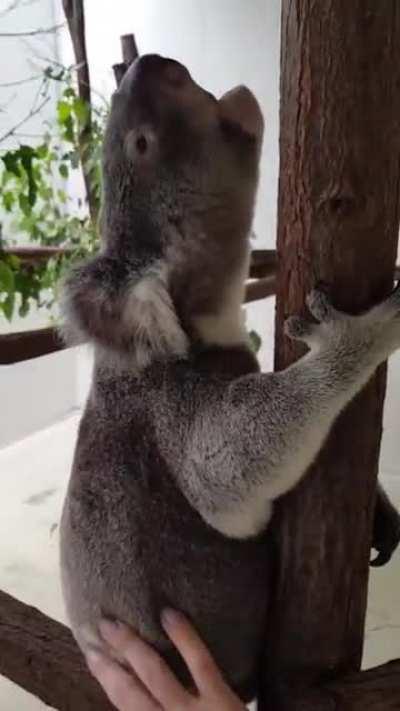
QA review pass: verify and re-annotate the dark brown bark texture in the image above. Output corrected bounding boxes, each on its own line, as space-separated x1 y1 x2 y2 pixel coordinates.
62 0 98 224
0 589 113 710
259 1 400 709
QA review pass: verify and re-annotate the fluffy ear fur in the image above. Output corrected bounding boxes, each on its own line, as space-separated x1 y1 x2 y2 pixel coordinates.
218 86 264 144
60 255 188 369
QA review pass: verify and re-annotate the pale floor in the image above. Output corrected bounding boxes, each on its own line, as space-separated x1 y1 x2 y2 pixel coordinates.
0 414 399 710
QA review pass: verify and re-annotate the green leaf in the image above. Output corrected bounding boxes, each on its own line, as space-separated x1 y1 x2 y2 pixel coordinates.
19 297 30 318
62 115 74 143
2 191 14 211
59 163 69 179
19 145 38 206
18 193 31 217
249 330 262 354
2 292 15 321
73 97 89 126
2 151 20 176
57 100 72 124
63 87 76 99
0 260 15 292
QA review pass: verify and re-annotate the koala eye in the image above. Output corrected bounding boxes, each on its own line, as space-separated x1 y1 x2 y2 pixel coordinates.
136 135 148 154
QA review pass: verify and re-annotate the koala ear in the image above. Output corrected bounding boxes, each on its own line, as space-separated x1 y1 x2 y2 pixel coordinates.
218 86 264 143
124 125 159 166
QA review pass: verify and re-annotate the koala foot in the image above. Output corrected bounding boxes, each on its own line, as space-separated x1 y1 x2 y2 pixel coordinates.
371 487 400 567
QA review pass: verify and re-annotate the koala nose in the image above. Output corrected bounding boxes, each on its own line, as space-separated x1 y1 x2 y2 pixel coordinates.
121 54 190 93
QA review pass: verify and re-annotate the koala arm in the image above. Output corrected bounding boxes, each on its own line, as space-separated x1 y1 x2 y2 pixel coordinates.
176 288 400 539
60 254 188 365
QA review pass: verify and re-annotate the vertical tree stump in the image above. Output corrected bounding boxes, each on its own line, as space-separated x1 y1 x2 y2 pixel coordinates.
259 2 400 709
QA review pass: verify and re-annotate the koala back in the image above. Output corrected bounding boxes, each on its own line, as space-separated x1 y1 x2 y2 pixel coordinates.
60 354 273 702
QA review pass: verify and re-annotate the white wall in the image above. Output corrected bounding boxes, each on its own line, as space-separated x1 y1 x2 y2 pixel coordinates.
0 0 60 148
0 347 78 448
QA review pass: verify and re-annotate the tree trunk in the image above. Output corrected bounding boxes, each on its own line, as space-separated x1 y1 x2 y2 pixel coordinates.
259 1 400 709
62 0 98 224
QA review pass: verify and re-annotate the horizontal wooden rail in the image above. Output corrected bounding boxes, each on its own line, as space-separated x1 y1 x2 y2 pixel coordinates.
1 248 398 364
1 246 71 265
0 326 64 365
1 246 277 276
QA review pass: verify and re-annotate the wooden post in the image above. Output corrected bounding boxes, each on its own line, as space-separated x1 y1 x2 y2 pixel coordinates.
259 2 400 709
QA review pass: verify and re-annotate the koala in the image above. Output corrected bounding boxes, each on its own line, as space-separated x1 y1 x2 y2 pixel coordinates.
59 54 400 702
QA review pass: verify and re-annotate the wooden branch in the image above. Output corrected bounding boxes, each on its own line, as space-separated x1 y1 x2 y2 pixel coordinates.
0 588 113 710
259 1 400 709
112 34 139 87
325 660 400 711
2 246 71 266
1 585 399 711
113 62 128 87
62 0 98 224
0 327 64 364
245 276 277 303
121 34 139 66
0 24 64 37
249 249 278 278
265 661 400 711
0 96 50 145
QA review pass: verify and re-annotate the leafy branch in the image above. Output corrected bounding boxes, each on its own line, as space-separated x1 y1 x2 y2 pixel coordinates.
0 96 50 144
0 25 64 38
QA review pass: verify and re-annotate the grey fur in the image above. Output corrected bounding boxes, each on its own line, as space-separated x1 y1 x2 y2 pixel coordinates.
59 55 400 702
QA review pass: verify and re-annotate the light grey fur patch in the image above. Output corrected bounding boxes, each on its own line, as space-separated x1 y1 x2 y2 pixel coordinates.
125 264 189 369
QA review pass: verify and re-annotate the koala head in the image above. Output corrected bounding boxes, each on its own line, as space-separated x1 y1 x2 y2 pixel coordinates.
62 56 264 367
102 54 263 245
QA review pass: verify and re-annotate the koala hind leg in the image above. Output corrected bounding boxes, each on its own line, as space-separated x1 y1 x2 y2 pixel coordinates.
371 484 400 567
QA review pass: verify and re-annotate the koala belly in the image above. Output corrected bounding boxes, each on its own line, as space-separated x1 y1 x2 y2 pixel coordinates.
60 450 272 703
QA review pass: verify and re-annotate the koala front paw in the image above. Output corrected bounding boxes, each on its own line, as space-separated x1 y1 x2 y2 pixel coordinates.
284 289 340 349
285 282 400 361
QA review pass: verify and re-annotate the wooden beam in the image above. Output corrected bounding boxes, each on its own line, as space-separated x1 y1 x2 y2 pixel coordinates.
245 276 277 303
0 327 64 364
0 589 112 710
120 33 139 66
258 1 400 709
61 0 98 223
2 246 71 266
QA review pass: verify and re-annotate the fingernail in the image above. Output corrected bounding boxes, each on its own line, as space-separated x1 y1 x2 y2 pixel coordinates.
161 608 183 628
99 618 121 641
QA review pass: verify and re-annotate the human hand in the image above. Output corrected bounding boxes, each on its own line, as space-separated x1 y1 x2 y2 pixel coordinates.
86 609 246 711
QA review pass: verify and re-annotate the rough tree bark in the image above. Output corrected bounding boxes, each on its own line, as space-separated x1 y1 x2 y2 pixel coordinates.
0 589 113 710
62 0 98 223
258 2 400 710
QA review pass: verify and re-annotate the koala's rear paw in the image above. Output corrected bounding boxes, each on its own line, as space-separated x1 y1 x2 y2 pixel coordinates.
371 487 400 567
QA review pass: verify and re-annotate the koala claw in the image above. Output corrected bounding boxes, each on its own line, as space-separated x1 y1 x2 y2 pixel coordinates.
284 316 316 342
370 490 400 567
306 289 336 323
